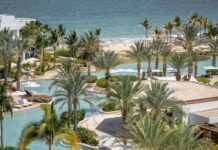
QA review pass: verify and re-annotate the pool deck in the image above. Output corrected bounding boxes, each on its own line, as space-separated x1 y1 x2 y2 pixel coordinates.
79 111 134 150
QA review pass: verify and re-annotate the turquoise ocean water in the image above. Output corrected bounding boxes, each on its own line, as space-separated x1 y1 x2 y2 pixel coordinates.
0 0 218 41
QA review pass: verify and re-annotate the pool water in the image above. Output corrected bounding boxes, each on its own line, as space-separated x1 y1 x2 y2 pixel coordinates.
4 58 218 149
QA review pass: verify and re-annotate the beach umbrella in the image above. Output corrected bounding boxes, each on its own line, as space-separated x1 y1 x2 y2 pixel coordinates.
11 91 26 96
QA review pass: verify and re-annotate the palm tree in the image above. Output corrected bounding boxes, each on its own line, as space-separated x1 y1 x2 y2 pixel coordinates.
173 16 181 28
0 29 15 84
65 30 80 61
189 12 200 25
206 23 218 40
153 27 162 39
109 76 143 130
140 18 152 38
209 39 218 67
57 24 66 50
15 38 29 90
144 46 153 77
150 39 164 70
94 28 101 49
50 61 93 131
19 103 79 150
93 50 121 90
169 52 188 81
80 30 99 76
138 81 183 116
161 46 171 76
163 21 173 43
125 114 170 150
126 41 145 79
187 50 200 78
167 124 214 150
49 29 59 67
0 84 13 147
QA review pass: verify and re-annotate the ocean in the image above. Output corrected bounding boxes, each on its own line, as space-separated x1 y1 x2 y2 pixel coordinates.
0 0 218 42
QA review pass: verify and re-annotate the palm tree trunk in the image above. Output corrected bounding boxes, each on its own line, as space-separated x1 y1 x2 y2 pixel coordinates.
188 63 193 79
155 55 159 69
7 62 11 78
163 63 167 77
146 29 148 38
105 69 111 97
48 142 52 150
176 70 181 81
40 48 44 72
194 62 198 78
212 55 216 67
169 31 172 44
73 100 78 132
147 62 152 77
53 46 56 68
16 55 22 90
121 105 127 144
87 53 92 76
68 96 73 127
3 62 8 85
137 61 141 80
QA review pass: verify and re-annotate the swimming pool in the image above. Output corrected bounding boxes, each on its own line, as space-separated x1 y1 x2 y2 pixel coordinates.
4 58 217 149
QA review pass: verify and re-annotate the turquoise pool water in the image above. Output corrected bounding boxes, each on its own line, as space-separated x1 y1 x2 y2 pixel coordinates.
4 58 218 149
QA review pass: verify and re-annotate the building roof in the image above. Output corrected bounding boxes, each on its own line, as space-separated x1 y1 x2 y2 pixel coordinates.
142 81 218 104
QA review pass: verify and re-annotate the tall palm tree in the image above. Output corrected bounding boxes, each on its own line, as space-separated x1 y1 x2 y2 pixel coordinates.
153 27 162 39
19 103 79 150
94 28 101 49
150 39 164 70
169 52 188 81
0 29 15 84
93 50 121 89
187 50 200 78
126 41 145 79
65 30 80 61
109 76 143 130
140 18 152 38
209 39 218 67
57 24 66 50
15 38 29 90
80 30 99 76
206 23 218 40
49 29 59 67
189 12 200 25
161 46 171 76
167 124 214 150
125 114 170 150
173 16 181 28
50 62 93 131
0 84 13 148
163 21 174 43
138 81 183 116
144 46 153 77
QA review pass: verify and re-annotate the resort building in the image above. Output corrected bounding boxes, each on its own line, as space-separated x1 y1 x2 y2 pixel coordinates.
142 81 218 125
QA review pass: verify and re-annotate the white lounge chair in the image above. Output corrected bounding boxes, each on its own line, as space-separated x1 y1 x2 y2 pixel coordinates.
22 98 33 106
18 99 29 107
13 101 22 109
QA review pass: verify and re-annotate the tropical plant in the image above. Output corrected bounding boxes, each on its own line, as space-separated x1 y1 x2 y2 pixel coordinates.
173 16 181 28
80 30 99 76
188 50 200 78
18 103 79 150
144 46 153 77
126 41 145 79
109 76 143 130
93 50 121 90
206 23 218 40
50 61 94 131
188 12 200 25
163 21 174 43
0 29 15 84
209 39 218 67
138 81 183 116
150 39 164 70
141 18 152 38
169 52 188 81
57 24 66 50
65 30 80 62
0 84 13 147
153 27 162 39
15 38 29 90
49 29 59 67
161 46 171 76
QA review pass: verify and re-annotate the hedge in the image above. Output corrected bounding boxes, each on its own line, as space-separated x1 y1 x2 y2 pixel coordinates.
214 81 218 87
197 76 210 84
60 109 86 124
102 99 121 112
55 49 71 57
77 127 99 146
82 75 97 83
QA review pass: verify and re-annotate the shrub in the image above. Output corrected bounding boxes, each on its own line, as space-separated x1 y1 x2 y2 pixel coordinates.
27 95 52 103
43 53 54 62
82 75 97 83
75 59 87 66
55 49 71 57
0 147 18 150
96 78 106 88
214 81 218 87
77 127 99 146
102 100 121 112
197 76 210 84
34 63 51 75
60 109 86 124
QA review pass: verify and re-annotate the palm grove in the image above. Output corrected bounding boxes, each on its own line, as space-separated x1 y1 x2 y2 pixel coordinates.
0 12 217 149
